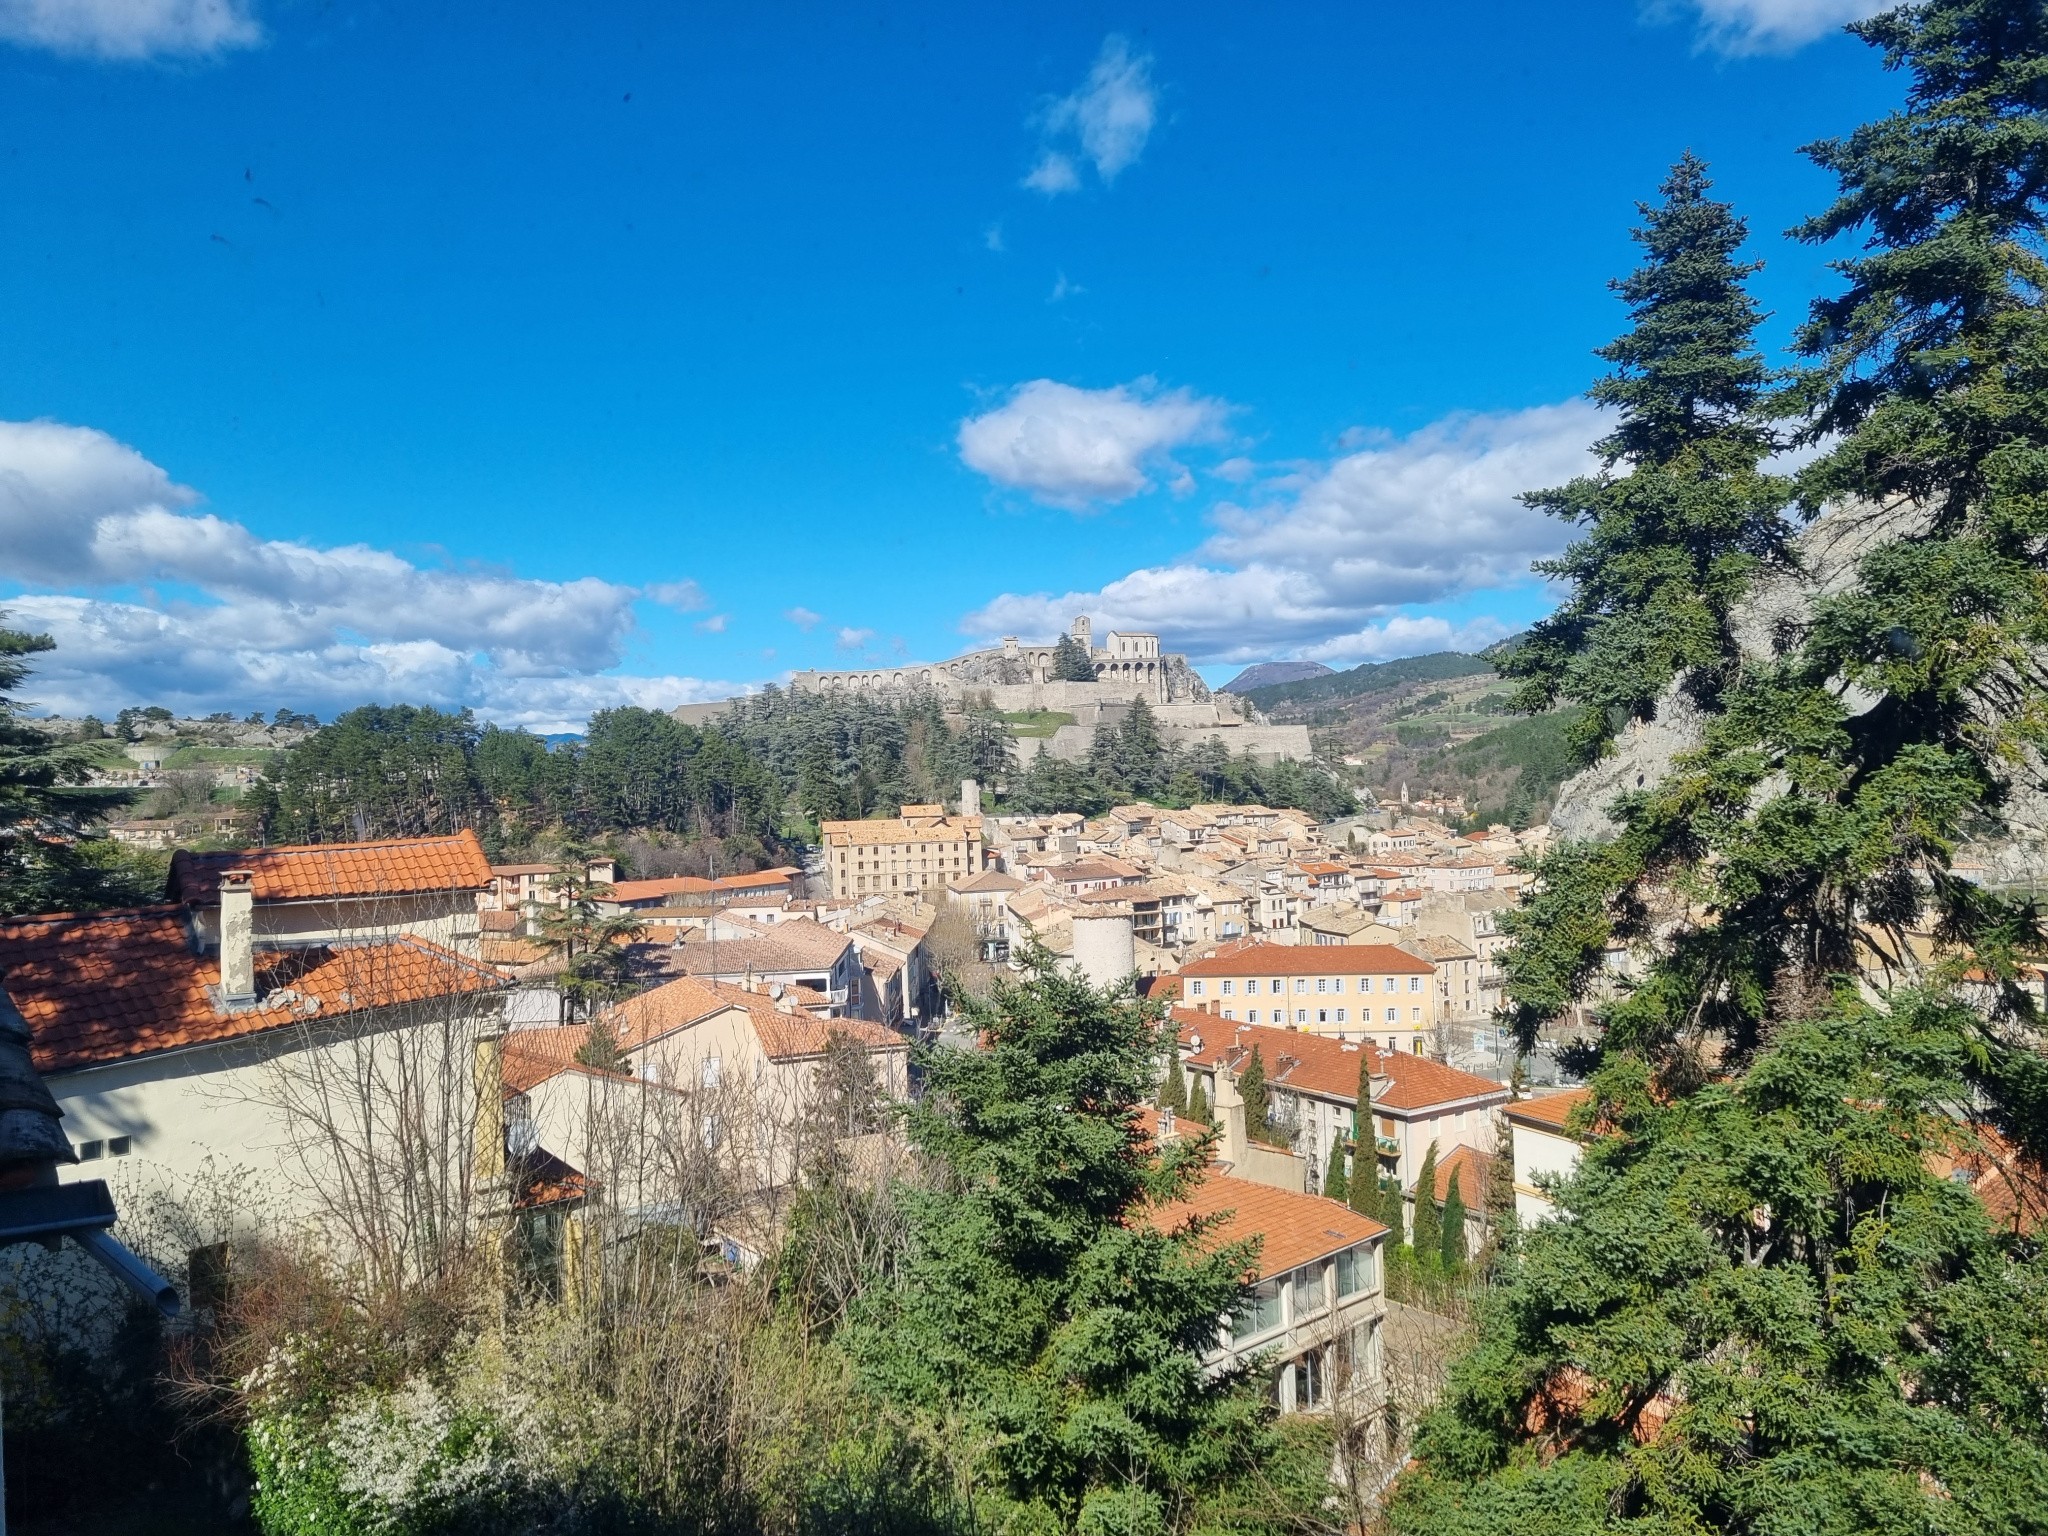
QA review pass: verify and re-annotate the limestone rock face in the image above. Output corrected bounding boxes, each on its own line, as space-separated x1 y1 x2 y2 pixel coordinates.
1548 499 2048 888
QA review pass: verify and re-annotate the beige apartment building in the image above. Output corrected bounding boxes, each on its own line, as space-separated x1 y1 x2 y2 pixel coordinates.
823 803 984 900
1178 942 1439 1055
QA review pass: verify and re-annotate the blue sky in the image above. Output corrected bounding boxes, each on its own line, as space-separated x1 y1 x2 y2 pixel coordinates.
0 0 1902 729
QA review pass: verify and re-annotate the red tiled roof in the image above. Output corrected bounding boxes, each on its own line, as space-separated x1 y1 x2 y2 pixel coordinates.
502 1026 607 1093
1173 1013 1506 1114
1147 1166 1386 1279
169 831 493 904
1180 943 1433 978
1427 1143 1495 1203
704 979 905 1062
1505 1087 1592 1131
2 907 503 1074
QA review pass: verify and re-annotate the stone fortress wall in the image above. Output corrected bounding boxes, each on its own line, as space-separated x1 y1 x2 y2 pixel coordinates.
787 617 1313 764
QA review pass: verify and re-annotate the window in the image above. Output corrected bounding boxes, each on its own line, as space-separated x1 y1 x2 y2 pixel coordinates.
701 1055 723 1089
1383 976 1397 992
1411 1006 1421 1021
1247 1009 1260 1024
1335 1008 1347 1023
109 1135 132 1156
1315 978 1327 993
76 1139 103 1160
1190 980 1205 997
1232 1279 1284 1340
1385 1007 1397 1023
1409 976 1423 992
1295 1008 1306 1024
1289 1264 1327 1320
1295 978 1307 992
1222 979 1235 995
1296 1349 1326 1410
1316 1009 1327 1024
1222 1008 1235 1021
1335 1244 1374 1297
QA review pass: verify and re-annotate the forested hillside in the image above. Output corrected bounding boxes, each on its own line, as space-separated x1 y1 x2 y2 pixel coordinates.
247 687 1355 860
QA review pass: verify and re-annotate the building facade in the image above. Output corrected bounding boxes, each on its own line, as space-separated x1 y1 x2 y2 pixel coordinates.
823 803 984 900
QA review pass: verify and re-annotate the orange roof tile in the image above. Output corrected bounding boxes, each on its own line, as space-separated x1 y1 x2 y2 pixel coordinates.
1505 1087 1592 1131
1173 1013 1506 1114
1147 1166 1386 1279
1180 942 1433 978
1 907 503 1074
1427 1143 1495 1203
169 830 493 904
502 1026 606 1093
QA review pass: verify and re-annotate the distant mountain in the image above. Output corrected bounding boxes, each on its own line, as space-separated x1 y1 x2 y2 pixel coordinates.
1219 660 1334 693
1238 650 1496 711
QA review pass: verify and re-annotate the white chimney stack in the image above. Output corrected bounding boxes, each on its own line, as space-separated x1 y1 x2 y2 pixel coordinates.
960 777 982 818
219 870 256 1005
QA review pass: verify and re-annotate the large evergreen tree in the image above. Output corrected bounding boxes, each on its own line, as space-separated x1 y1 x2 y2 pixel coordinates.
1395 8 2048 1531
846 949 1280 1533
1502 152 1792 764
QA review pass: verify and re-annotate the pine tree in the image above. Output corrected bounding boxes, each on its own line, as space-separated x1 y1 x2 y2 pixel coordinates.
1501 152 1791 766
1409 1141 1441 1265
0 621 130 917
1438 1167 1466 1274
1322 1137 1349 1204
1237 1046 1271 1144
1050 633 1097 682
1186 1075 1211 1127
846 947 1278 1531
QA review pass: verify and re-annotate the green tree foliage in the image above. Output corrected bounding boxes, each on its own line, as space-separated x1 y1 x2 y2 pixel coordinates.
1348 1055 1379 1221
534 856 647 1023
1409 1142 1442 1265
846 949 1279 1533
1393 997 2048 1533
1050 633 1098 682
1007 730 1355 822
1322 1137 1349 1205
1438 1168 1466 1274
0 622 143 917
1159 1050 1187 1115
1186 1075 1211 1127
1236 1046 1272 1144
1501 153 1792 764
1402 9 2048 1529
250 705 490 843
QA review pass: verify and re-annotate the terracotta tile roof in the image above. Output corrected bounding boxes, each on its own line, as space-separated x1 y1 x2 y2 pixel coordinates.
1426 1143 1495 1204
821 815 982 846
696 979 907 1062
1147 1166 1386 1279
609 975 729 1050
511 1147 590 1209
1173 1014 1506 1114
952 869 1024 894
670 919 850 979
169 830 493 904
1505 1087 1592 1131
609 869 799 905
480 937 553 967
2 907 503 1074
502 1025 605 1093
1180 942 1433 978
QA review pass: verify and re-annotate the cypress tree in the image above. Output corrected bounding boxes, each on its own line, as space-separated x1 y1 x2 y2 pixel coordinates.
1158 1051 1187 1115
1186 1075 1210 1127
1395 12 2048 1531
1348 1049 1380 1219
1322 1136 1349 1204
1410 1142 1441 1264
1438 1167 1466 1274
1237 1046 1271 1145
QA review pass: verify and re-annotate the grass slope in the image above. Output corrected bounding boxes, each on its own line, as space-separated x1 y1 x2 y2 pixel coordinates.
1239 651 1495 710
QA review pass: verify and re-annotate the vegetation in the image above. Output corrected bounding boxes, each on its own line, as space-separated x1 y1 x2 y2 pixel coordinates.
1049 633 1098 682
1238 651 1495 713
1398 9 2048 1531
0 620 162 916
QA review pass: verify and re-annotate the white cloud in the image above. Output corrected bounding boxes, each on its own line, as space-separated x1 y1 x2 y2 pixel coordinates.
1047 270 1083 304
1023 152 1082 195
0 418 744 732
963 399 1603 665
646 579 710 612
783 605 822 631
957 378 1230 508
983 222 1006 253
695 614 728 634
1665 0 1885 54
835 627 876 652
0 0 261 60
1025 35 1157 194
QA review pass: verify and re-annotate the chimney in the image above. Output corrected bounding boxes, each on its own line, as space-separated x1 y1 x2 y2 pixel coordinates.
960 778 982 818
1157 1105 1177 1144
1214 1067 1249 1170
218 871 256 1005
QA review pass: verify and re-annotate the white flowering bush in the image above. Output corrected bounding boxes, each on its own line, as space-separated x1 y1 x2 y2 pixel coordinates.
248 1360 540 1535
